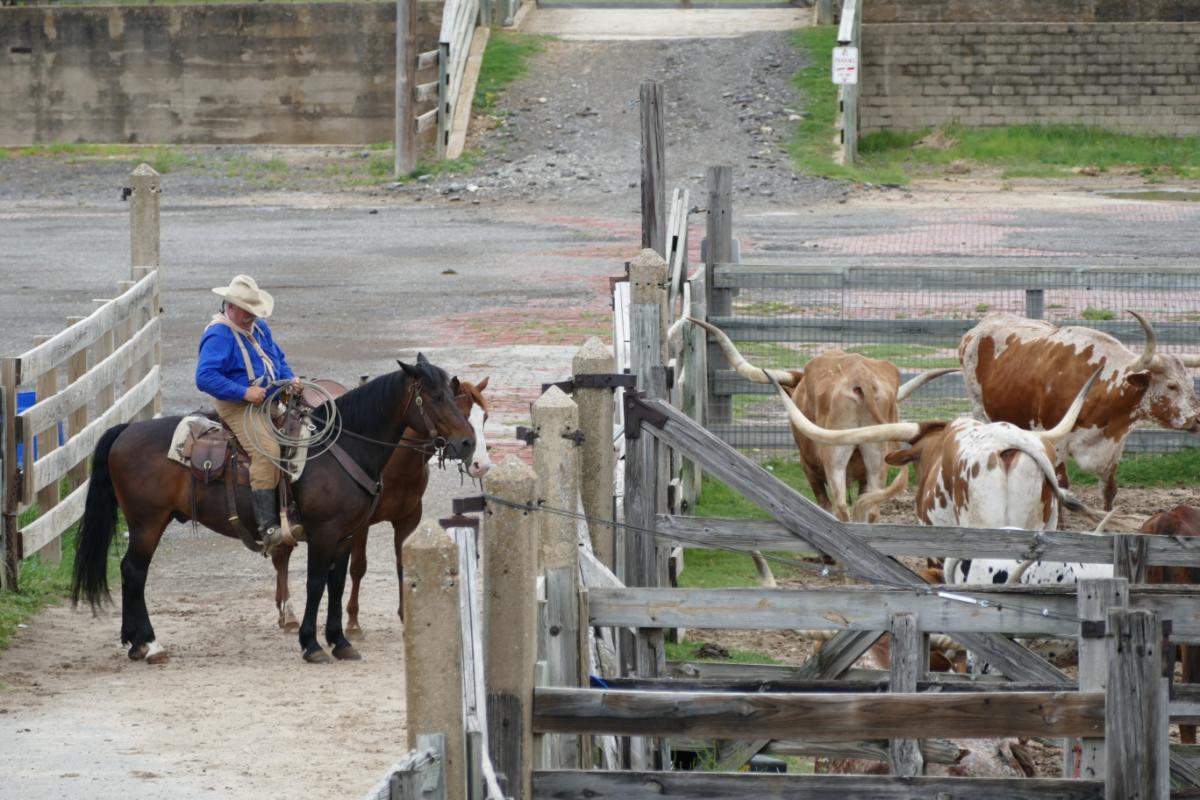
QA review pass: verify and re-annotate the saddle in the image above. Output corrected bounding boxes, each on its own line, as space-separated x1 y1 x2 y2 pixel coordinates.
180 380 348 553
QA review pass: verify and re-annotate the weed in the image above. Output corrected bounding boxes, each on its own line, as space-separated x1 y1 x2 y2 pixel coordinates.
1082 307 1115 321
475 31 547 115
976 303 991 314
665 639 780 665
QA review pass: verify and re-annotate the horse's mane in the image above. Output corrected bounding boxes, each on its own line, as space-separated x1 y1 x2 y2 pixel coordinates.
325 358 450 433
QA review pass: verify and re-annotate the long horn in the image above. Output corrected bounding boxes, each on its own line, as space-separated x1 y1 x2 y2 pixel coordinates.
686 316 796 385
897 367 960 402
769 372 921 445
1040 367 1102 445
1127 310 1157 372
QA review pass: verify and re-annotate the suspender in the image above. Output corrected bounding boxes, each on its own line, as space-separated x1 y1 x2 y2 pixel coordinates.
207 314 278 386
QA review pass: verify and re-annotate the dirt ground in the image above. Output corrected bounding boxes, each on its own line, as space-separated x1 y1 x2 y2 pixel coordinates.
3 17 1200 799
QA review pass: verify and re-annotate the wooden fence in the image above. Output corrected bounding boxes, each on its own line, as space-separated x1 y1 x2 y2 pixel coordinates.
0 163 162 590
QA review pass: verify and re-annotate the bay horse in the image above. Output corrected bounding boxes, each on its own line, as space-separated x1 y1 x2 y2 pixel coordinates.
71 355 476 664
269 377 493 633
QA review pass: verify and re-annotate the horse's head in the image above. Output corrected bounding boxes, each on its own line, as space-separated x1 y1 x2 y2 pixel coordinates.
456 376 493 479
397 354 475 463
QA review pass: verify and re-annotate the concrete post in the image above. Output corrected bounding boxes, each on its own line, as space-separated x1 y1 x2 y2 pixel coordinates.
533 385 582 572
402 526 466 800
572 337 616 570
483 456 538 799
129 163 160 275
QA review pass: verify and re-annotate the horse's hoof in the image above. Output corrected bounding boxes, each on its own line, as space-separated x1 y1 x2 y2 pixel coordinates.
283 619 300 632
303 648 334 664
144 641 169 665
128 643 149 661
345 624 364 641
332 644 362 661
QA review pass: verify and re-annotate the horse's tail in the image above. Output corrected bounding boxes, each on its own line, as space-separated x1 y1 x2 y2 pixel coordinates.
71 423 129 611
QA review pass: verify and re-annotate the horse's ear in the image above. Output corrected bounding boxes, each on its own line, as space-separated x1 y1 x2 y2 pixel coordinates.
450 375 462 394
397 359 416 377
475 376 490 392
416 352 430 366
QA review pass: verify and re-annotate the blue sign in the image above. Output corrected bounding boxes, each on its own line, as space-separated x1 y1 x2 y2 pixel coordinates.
15 391 65 464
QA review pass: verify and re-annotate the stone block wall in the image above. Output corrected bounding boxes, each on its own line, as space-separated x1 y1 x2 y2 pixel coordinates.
0 2 443 145
863 0 1200 23
860 23 1200 136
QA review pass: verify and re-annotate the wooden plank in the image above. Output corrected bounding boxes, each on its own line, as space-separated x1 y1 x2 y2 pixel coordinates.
1105 609 1166 799
533 687 1105 740
668 660 1016 685
0 376 14 588
639 80 665 256
14 271 155 384
20 479 87 559
33 334 61 560
544 566 581 769
414 80 439 104
673 735 965 765
660 515 1200 570
1069 579 1127 780
1114 534 1149 583
416 49 439 70
605 675 1065 694
361 733 445 800
65 317 89 488
533 771 1105 799
888 613 923 777
635 396 1070 683
589 585 1082 637
28 363 160 496
19 316 159 443
416 107 439 134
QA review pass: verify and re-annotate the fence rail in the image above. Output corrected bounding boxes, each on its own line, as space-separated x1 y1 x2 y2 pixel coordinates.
0 164 161 589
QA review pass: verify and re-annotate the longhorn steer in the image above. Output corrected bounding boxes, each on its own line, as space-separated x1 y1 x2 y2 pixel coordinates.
691 317 956 522
770 368 1100 531
960 311 1200 510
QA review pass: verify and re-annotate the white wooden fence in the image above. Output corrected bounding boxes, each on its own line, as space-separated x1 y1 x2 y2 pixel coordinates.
0 164 162 589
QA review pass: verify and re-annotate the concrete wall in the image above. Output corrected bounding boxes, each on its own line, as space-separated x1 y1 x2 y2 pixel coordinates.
0 3 442 145
860 23 1200 136
864 0 1200 23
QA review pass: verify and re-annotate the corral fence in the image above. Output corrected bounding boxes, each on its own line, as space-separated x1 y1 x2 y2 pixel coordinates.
381 321 1200 796
0 164 162 590
689 168 1200 459
395 0 496 175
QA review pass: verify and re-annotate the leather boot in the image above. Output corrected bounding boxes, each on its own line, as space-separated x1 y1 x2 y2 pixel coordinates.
251 488 284 556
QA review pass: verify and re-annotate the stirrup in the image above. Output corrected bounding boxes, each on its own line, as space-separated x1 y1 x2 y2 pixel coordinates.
260 525 286 557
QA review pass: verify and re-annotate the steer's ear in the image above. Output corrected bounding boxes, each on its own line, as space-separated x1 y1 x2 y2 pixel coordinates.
1125 371 1151 391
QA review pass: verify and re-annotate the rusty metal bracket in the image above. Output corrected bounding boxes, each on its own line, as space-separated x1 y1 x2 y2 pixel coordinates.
562 430 585 446
541 372 638 395
514 426 539 446
1079 620 1106 639
624 392 669 440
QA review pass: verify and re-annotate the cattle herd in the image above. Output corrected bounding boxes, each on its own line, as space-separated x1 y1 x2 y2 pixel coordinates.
694 311 1200 649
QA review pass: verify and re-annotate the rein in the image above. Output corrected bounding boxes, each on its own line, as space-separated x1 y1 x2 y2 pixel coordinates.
334 381 449 457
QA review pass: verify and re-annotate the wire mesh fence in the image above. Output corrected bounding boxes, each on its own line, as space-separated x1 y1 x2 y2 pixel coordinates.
705 264 1200 460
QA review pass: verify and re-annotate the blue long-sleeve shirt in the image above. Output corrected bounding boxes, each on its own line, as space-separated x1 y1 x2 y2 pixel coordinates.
195 320 295 402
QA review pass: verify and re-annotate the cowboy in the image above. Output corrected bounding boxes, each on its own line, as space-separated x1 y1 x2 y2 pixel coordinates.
195 275 297 555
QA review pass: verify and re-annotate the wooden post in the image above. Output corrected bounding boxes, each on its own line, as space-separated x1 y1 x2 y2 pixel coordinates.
395 0 418 176
640 80 666 257
131 267 157 421
2 358 19 590
704 166 733 426
483 456 538 800
815 0 834 24
572 337 616 570
1025 288 1045 320
888 613 924 776
680 273 705 510
1114 534 1149 583
442 514 486 800
115 280 136 400
32 337 60 564
402 526 466 800
532 386 582 769
129 163 160 276
1105 607 1167 800
95 326 115 414
1069 578 1127 780
65 317 89 488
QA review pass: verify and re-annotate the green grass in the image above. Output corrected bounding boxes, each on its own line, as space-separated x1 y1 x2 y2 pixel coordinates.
1081 307 1116 321
475 30 547 116
789 31 1200 183
1067 449 1200 488
665 639 781 665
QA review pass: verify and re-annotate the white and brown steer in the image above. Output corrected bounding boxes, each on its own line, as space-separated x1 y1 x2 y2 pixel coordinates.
769 368 1101 531
959 311 1200 510
690 317 956 522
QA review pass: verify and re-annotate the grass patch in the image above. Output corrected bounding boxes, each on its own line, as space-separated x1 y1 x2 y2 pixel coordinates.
665 638 781 665
0 525 124 650
788 31 1200 182
1081 307 1116 321
1067 449 1200 488
475 30 547 116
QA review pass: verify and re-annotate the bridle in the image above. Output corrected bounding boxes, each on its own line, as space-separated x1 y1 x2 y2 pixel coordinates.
335 379 457 463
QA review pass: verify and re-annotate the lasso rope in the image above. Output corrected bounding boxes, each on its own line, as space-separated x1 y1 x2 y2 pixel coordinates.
241 379 343 470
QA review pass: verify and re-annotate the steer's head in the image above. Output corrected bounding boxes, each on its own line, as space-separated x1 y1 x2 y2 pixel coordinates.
1124 312 1200 432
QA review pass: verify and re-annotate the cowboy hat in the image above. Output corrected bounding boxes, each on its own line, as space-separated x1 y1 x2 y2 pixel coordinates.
212 275 274 318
